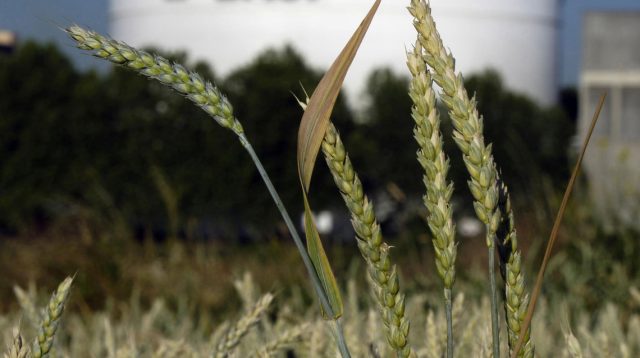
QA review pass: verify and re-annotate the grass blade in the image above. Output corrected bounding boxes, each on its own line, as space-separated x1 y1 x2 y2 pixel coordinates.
296 0 381 320
303 195 343 318
511 93 607 357
297 0 381 188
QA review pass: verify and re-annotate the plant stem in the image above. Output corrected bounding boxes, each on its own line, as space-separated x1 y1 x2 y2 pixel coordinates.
489 243 500 358
239 134 351 358
444 288 453 358
332 318 351 358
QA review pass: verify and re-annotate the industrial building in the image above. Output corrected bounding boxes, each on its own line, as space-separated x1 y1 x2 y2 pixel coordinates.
580 11 640 227
109 0 560 106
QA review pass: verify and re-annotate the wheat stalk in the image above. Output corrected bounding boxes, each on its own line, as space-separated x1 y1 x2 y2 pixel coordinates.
31 276 74 358
213 293 274 358
406 40 457 358
321 123 413 357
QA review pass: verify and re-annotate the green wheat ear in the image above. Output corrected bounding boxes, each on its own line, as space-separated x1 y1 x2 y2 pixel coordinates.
407 40 457 358
295 87 413 357
322 123 413 358
408 0 527 354
495 177 534 357
32 276 74 358
66 26 244 135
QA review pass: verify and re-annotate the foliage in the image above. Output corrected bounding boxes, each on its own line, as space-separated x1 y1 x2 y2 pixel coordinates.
0 40 574 240
0 42 353 238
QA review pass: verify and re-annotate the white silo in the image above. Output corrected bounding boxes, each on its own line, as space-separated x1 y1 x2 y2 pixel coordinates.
109 0 558 106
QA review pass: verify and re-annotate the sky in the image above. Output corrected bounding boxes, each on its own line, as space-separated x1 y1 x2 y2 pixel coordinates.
1 0 639 88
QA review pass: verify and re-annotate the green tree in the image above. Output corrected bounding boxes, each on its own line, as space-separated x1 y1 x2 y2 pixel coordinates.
95 52 251 236
0 41 107 231
347 68 420 194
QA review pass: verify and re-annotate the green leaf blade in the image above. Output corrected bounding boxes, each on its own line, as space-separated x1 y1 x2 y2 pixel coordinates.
296 0 381 320
303 195 343 319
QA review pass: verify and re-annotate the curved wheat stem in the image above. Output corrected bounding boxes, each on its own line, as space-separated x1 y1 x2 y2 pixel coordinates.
406 40 457 358
322 123 413 358
32 276 74 358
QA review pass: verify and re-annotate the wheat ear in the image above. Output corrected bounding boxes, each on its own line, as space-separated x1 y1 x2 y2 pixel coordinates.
495 178 534 357
214 293 274 358
4 332 29 358
66 26 243 135
322 123 413 357
406 40 457 358
253 323 309 357
31 276 73 358
409 1 505 354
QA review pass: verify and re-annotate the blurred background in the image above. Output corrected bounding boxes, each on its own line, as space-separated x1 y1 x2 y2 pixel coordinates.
0 0 639 349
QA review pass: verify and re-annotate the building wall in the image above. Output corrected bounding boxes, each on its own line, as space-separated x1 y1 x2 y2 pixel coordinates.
583 12 640 71
580 12 640 227
109 0 559 106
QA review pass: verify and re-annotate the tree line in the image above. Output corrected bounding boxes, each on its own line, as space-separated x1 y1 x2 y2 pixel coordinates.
0 41 574 239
